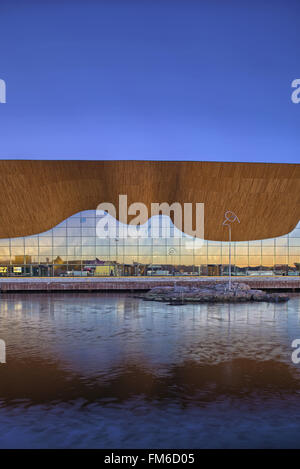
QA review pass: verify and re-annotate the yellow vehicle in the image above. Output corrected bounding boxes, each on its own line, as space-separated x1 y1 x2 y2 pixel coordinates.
94 265 115 276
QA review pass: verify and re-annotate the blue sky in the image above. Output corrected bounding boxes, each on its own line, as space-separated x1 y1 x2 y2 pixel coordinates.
0 0 299 162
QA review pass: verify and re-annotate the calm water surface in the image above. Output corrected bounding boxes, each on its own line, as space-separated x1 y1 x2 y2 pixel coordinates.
0 293 300 448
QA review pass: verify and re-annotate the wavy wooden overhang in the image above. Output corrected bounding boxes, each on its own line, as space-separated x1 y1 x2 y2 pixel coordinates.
0 160 299 241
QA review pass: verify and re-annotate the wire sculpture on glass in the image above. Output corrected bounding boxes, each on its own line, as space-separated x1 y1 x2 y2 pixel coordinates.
223 211 240 290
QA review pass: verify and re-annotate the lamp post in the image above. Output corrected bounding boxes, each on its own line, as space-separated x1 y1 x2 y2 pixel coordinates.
168 247 176 276
115 238 119 276
168 247 177 290
223 211 240 290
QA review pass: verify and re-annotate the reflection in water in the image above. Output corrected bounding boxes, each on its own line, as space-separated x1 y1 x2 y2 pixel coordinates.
0 293 300 448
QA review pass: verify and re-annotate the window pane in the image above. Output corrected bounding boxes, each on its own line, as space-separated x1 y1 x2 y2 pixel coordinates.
289 238 300 247
81 217 96 227
82 237 95 246
67 217 81 227
52 227 67 237
38 237 52 247
53 237 67 246
262 256 274 266
25 237 38 247
262 247 274 255
0 247 9 256
82 228 96 237
262 239 275 246
11 237 24 247
67 237 81 246
67 227 81 236
275 237 288 247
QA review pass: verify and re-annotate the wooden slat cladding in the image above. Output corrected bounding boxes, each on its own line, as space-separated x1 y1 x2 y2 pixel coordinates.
0 160 299 241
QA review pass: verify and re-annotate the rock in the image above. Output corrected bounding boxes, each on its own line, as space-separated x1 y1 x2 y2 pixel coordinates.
139 282 289 304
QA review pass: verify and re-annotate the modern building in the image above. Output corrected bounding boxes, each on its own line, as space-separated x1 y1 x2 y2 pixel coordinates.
0 160 299 277
0 210 299 277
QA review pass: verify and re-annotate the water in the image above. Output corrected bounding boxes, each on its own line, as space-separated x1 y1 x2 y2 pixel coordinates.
0 292 300 448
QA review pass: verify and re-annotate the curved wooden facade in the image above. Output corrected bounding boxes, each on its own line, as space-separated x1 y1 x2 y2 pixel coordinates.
0 160 299 241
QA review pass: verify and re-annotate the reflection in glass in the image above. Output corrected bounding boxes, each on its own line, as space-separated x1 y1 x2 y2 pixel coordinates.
0 212 298 277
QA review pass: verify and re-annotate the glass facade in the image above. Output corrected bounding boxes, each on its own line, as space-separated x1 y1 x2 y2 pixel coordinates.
0 210 299 277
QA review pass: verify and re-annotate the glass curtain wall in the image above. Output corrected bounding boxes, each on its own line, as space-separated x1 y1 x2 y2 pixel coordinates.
0 210 299 277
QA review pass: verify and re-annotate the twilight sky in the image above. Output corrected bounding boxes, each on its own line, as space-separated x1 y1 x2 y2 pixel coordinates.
0 0 299 162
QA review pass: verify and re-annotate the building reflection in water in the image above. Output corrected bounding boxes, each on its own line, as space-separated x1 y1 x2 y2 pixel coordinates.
1 294 300 448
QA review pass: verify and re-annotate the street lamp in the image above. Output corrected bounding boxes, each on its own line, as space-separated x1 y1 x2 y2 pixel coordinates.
115 238 119 276
223 211 240 290
168 247 177 289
